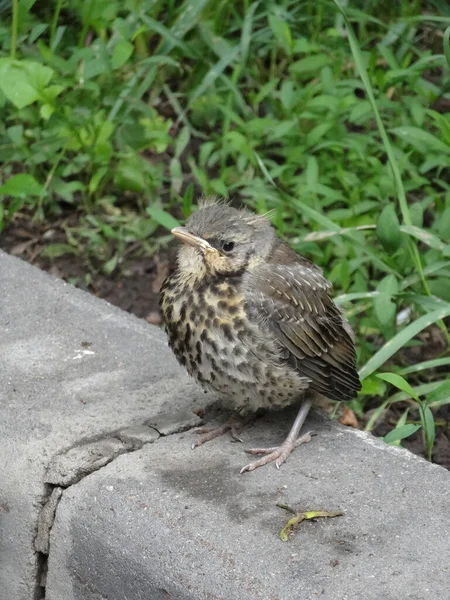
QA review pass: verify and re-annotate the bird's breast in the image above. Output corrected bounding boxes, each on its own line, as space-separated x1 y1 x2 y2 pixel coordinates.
160 273 309 411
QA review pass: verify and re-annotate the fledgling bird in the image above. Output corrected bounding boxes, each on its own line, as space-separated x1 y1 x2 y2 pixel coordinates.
160 199 361 473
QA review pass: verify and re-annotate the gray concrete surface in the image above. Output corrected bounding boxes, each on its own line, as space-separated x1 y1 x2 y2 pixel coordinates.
0 250 205 600
1 249 450 600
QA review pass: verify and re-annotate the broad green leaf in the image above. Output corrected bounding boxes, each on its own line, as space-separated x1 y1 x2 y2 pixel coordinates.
0 174 44 197
0 59 54 109
112 40 134 69
376 373 419 401
377 205 401 252
359 305 450 380
383 424 421 445
374 275 398 326
1 73 37 108
269 15 293 54
290 54 329 74
359 375 387 397
7 125 24 146
114 159 147 193
146 206 180 230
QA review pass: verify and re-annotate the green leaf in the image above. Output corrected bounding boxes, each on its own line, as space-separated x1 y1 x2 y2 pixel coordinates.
290 54 329 74
400 357 450 376
157 0 211 56
240 2 260 66
112 40 134 69
0 174 44 197
103 255 119 275
114 159 146 193
400 225 450 255
383 424 421 445
438 207 450 242
0 59 54 109
359 375 387 397
444 26 450 68
390 126 450 154
7 125 24 146
175 127 191 158
420 405 435 461
269 15 293 54
189 45 240 107
374 275 398 327
40 244 78 258
359 305 450 380
426 381 450 407
376 373 419 401
377 205 401 252
146 206 180 230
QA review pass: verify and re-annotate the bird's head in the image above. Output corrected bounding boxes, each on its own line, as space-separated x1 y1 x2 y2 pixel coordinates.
172 199 275 279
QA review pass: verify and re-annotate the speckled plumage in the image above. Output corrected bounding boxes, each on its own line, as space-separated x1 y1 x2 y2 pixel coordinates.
160 199 361 471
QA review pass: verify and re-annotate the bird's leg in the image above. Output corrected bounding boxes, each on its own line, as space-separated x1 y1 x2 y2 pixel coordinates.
192 412 254 449
240 398 314 474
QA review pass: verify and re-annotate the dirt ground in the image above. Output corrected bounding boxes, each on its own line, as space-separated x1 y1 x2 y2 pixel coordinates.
1 216 449 470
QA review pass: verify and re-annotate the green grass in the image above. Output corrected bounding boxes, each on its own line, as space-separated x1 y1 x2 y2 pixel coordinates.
1 0 450 459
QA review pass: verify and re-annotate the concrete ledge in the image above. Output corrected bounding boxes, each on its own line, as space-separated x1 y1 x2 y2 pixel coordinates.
1 250 449 600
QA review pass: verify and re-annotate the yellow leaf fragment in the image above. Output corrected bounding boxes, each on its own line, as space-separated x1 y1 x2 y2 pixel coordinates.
279 508 343 542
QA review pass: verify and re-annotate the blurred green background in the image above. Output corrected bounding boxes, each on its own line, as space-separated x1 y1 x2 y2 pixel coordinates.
1 0 450 461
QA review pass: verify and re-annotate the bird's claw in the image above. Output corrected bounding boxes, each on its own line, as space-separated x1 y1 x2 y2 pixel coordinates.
240 431 315 474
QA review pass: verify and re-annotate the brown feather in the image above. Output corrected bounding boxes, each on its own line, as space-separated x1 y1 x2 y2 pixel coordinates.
244 240 361 401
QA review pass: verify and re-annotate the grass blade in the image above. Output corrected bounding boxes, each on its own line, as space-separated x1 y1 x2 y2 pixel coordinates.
400 357 450 375
188 45 240 107
158 0 211 55
383 424 421 445
241 1 260 66
359 306 450 381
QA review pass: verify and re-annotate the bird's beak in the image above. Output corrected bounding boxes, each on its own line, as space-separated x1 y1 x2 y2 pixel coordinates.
171 227 213 251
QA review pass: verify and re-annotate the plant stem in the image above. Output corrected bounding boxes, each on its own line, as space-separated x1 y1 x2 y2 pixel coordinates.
50 0 64 52
11 0 19 59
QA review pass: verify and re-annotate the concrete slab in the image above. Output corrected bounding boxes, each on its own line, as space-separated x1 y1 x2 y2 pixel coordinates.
0 251 206 599
45 409 450 600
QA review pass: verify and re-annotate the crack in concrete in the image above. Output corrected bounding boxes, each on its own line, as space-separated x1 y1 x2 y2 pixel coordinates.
32 417 203 598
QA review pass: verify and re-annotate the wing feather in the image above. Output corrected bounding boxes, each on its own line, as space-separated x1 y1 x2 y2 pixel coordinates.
244 242 361 401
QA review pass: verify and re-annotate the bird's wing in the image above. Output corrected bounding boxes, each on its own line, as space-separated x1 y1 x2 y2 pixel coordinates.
244 251 361 401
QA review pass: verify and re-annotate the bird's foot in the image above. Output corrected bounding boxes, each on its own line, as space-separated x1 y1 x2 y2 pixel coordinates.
191 413 253 449
240 431 315 474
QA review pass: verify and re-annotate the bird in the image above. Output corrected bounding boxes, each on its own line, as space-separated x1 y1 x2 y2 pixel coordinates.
159 198 361 473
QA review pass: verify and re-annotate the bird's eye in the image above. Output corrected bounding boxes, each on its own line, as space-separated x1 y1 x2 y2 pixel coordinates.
221 241 235 253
